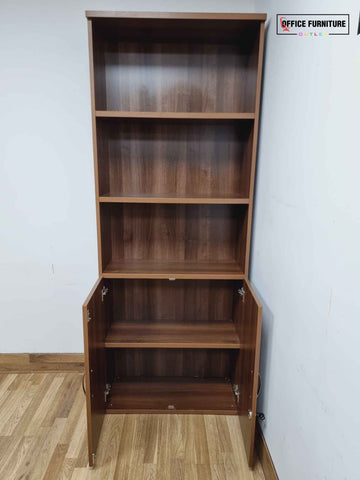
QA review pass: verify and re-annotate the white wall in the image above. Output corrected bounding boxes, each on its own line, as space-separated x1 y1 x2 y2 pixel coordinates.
0 0 256 353
251 0 360 478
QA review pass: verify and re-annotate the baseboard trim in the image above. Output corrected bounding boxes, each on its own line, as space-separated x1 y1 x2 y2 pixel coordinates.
0 353 84 372
255 420 278 480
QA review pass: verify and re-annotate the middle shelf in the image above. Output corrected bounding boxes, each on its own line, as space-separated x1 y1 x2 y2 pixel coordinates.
96 111 255 120
98 278 254 350
105 321 245 349
99 193 250 205
96 117 254 200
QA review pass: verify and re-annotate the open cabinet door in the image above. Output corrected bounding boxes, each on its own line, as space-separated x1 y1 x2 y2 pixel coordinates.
83 278 109 467
233 278 262 467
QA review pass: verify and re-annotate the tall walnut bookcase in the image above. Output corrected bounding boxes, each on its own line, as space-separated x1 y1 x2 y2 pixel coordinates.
83 11 266 468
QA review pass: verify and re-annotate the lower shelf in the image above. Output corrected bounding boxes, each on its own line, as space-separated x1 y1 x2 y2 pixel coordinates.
106 377 238 414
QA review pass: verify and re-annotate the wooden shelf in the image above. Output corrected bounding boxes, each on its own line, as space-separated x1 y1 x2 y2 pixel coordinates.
96 111 255 120
102 260 245 279
99 193 250 205
105 322 244 349
106 377 238 414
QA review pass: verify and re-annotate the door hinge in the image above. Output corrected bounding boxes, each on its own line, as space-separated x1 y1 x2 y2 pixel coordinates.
91 452 96 466
238 287 245 302
248 410 253 420
104 383 111 403
233 384 240 404
87 310 91 322
101 285 109 302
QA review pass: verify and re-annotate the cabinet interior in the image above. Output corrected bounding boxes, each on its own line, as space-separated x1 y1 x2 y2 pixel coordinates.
101 279 253 414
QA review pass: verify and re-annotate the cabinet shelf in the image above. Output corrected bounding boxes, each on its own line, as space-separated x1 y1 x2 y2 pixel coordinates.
99 193 250 205
106 377 238 414
96 111 255 120
102 260 245 279
105 322 244 349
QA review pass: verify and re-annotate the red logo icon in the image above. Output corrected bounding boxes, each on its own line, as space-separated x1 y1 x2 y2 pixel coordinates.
280 17 290 32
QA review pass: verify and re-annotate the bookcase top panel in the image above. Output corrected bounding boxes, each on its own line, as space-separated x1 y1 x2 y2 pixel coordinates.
86 11 267 21
90 15 264 44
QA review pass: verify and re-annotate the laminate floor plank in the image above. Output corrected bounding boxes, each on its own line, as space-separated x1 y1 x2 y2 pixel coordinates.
0 372 264 480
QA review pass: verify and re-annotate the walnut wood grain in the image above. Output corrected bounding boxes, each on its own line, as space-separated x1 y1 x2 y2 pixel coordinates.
92 24 260 112
99 194 250 204
82 278 109 467
105 322 245 349
106 377 238 414
102 259 244 279
110 348 237 379
99 204 247 274
244 20 266 276
96 118 253 199
96 111 256 119
109 279 241 324
87 20 103 275
232 278 262 467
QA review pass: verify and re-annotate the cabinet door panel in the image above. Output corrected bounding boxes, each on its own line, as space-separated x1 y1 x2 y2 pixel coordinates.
233 278 262 467
83 278 108 467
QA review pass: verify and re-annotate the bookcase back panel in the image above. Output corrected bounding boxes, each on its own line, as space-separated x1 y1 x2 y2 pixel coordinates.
97 118 253 197
92 19 260 112
111 348 236 378
110 279 241 323
100 203 247 266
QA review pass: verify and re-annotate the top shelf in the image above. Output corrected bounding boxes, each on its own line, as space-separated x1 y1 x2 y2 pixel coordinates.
95 111 256 120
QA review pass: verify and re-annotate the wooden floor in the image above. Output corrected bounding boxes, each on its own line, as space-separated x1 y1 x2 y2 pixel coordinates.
0 372 265 480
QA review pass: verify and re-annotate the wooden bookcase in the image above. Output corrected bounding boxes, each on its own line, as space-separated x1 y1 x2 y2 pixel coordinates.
83 11 266 469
